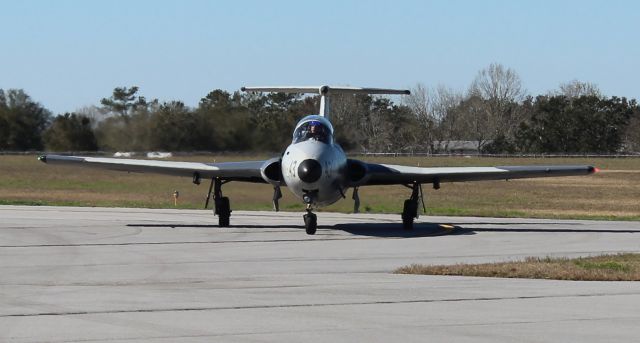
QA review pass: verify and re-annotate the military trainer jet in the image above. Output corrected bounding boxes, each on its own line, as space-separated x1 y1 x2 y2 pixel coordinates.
39 85 597 234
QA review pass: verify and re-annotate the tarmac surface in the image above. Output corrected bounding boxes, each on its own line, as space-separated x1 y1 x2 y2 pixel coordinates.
1 205 639 342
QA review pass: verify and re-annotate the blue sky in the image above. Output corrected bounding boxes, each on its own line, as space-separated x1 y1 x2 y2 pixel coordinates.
1 0 638 114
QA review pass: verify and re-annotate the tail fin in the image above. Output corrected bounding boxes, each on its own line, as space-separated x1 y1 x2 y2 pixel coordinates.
241 85 410 119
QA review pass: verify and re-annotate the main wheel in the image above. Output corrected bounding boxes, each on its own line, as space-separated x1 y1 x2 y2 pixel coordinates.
402 199 417 230
219 215 230 227
217 197 231 227
304 213 317 235
402 215 414 230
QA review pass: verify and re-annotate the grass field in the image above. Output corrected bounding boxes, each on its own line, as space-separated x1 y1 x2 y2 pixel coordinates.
0 154 638 220
395 253 640 281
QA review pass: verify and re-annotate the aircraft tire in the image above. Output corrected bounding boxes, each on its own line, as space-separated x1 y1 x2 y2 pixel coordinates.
218 197 231 227
402 199 417 230
304 213 317 235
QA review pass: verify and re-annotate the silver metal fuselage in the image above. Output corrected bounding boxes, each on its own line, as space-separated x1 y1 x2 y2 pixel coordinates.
281 117 348 207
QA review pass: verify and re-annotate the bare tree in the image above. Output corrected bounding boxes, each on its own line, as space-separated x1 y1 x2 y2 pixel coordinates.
470 63 526 103
557 80 601 98
359 97 387 152
454 95 493 152
468 63 527 139
331 93 371 151
432 85 464 152
407 83 436 152
75 105 105 128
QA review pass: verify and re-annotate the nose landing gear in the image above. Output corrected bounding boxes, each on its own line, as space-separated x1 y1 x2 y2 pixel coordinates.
302 189 318 235
303 205 317 235
302 192 318 235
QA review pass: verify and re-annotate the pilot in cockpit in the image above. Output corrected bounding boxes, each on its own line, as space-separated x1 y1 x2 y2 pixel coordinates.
307 121 329 142
308 122 320 139
293 120 331 144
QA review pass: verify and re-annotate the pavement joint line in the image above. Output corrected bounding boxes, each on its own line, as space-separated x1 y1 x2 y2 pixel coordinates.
0 229 477 248
3 292 639 318
0 237 379 248
6 316 639 343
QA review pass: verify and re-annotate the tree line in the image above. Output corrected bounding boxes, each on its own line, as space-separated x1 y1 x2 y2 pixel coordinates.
1 63 639 154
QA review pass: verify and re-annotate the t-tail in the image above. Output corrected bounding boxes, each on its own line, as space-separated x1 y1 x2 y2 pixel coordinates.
241 85 410 120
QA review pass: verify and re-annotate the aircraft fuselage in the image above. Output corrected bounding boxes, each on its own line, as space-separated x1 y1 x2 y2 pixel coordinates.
280 115 348 207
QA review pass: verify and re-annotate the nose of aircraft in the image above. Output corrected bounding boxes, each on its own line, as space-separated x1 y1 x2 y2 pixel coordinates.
298 159 322 183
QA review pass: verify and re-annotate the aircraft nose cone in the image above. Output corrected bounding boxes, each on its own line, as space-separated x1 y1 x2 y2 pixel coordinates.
298 159 322 183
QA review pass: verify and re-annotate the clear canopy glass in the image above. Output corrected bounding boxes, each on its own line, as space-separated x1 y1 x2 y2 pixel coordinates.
292 120 332 144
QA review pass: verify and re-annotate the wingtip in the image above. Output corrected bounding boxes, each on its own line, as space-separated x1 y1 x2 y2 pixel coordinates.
590 166 600 173
37 155 47 163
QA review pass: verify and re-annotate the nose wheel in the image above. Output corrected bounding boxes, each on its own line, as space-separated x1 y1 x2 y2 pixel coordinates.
303 205 317 235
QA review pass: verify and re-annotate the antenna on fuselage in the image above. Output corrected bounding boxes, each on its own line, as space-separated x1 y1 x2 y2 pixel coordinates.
241 85 411 121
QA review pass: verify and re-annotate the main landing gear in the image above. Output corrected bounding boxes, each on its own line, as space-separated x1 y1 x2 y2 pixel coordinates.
402 182 425 230
205 178 231 227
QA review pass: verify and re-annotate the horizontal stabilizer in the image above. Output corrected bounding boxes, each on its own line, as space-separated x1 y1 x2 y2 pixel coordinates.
241 85 410 96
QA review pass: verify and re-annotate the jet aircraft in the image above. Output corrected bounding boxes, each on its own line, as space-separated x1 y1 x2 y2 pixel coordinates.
39 86 597 234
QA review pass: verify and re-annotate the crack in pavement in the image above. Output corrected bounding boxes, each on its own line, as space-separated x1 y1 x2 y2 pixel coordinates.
3 291 639 318
0 236 377 248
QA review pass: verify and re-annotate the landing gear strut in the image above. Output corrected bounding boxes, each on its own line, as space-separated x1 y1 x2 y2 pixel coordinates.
402 182 425 230
352 187 360 213
303 204 317 235
211 178 231 227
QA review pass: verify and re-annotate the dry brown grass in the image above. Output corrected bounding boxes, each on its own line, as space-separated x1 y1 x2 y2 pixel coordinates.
395 254 640 281
1 154 638 219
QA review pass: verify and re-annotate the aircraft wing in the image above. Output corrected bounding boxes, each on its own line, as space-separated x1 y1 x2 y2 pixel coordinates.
38 155 269 183
353 161 597 186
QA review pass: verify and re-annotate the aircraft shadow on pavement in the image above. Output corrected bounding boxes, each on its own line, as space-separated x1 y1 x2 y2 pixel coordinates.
331 222 474 238
126 222 464 236
331 222 640 238
126 221 640 237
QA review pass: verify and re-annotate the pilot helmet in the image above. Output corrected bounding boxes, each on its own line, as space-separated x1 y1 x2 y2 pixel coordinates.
309 121 322 129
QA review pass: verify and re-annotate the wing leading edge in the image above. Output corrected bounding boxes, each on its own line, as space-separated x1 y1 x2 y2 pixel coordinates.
355 161 597 186
38 155 268 183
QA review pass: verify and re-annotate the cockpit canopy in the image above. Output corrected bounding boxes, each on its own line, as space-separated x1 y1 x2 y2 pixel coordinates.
292 115 334 144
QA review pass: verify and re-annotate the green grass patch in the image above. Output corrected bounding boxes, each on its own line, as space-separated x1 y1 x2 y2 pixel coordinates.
573 260 631 273
395 253 640 281
1 154 639 220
